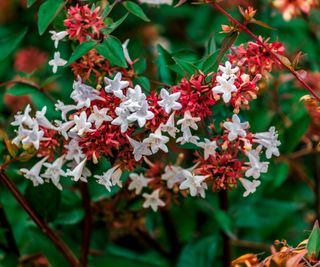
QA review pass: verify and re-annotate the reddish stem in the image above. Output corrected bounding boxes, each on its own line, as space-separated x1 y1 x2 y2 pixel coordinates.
211 3 320 102
0 171 79 267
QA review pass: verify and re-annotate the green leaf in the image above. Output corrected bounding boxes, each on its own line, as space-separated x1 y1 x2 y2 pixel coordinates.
307 221 320 259
213 209 236 239
6 82 38 96
206 34 217 55
123 1 150 22
133 58 147 74
156 45 175 85
38 0 66 35
66 40 96 66
215 31 239 67
96 35 128 68
0 28 27 61
133 76 150 92
172 57 197 77
24 183 61 222
198 50 220 74
103 13 129 35
27 0 37 8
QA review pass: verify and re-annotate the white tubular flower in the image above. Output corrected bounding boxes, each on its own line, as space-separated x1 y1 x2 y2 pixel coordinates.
111 106 130 133
124 85 147 111
11 104 34 128
49 30 68 48
158 88 182 114
161 164 197 189
127 136 152 161
42 156 66 190
20 157 48 186
55 100 77 121
239 178 261 197
35 106 57 130
88 106 112 129
122 39 133 65
55 120 75 140
128 173 150 194
64 139 85 164
65 158 88 182
104 72 129 99
71 77 104 109
212 76 237 103
253 126 281 159
70 111 93 136
176 126 200 145
219 61 239 79
20 120 44 150
245 149 269 179
127 101 154 128
160 112 179 138
197 139 218 160
94 165 123 191
179 170 208 198
177 111 201 131
143 127 169 154
223 114 249 141
49 52 67 74
142 189 165 212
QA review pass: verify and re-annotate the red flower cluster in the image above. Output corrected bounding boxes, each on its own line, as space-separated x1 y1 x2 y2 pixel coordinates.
64 4 105 43
14 47 48 73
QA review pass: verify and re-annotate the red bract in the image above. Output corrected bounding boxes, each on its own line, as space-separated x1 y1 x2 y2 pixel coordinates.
14 47 48 73
171 73 216 119
38 128 60 161
227 37 285 78
145 91 168 131
64 4 105 43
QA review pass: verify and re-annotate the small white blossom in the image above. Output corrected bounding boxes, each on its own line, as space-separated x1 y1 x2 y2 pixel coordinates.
143 127 169 154
55 120 75 140
127 136 152 161
20 157 48 186
245 149 269 179
142 189 165 212
158 88 182 114
64 139 85 164
160 112 179 138
35 106 57 130
179 170 208 198
55 100 77 121
177 111 200 131
104 72 129 99
11 104 34 128
111 106 131 133
128 173 150 194
254 126 281 159
212 76 237 103
49 52 67 74
94 165 122 191
223 114 249 141
197 139 218 160
176 126 200 145
42 156 66 190
139 0 173 5
88 106 112 128
70 111 93 136
65 158 88 182
239 178 261 197
124 85 147 111
161 164 198 189
20 120 44 150
127 101 154 128
122 39 133 65
49 30 69 48
219 61 239 79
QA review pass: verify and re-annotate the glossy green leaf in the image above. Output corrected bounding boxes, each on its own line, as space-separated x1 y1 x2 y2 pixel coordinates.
6 82 38 96
307 221 320 259
27 0 37 7
123 1 150 22
38 0 66 35
0 28 27 61
156 45 175 85
66 40 96 66
103 13 129 35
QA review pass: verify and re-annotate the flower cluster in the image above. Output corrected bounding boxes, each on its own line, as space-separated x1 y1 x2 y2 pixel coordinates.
11 56 281 212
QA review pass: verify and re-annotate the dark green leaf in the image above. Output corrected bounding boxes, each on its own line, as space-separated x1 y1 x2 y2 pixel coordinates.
123 1 150 22
0 28 27 61
6 83 38 96
198 50 220 74
103 13 129 35
307 221 320 259
38 0 66 35
172 57 197 77
133 76 150 92
66 40 96 66
133 58 147 74
27 0 37 8
213 209 236 239
156 45 175 85
96 35 128 68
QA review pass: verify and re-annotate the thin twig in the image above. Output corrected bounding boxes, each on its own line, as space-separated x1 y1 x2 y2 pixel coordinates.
211 2 320 102
79 182 92 267
0 171 79 267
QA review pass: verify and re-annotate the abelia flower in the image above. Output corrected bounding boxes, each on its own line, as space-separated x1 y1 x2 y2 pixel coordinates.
20 157 48 186
245 149 269 179
143 127 169 154
212 76 238 103
157 88 182 114
253 126 281 159
179 170 208 198
223 114 249 141
127 136 152 161
65 158 88 182
64 139 85 164
104 72 129 99
48 52 67 74
219 61 239 79
239 178 261 197
42 156 66 190
55 100 77 121
70 111 93 136
49 31 68 48
197 138 218 160
35 107 57 130
88 105 112 128
94 165 123 191
127 101 154 128
160 112 179 138
11 104 34 128
122 39 133 65
176 126 200 145
177 110 200 131
112 105 131 133
142 189 165 212
18 121 45 150
128 173 150 194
